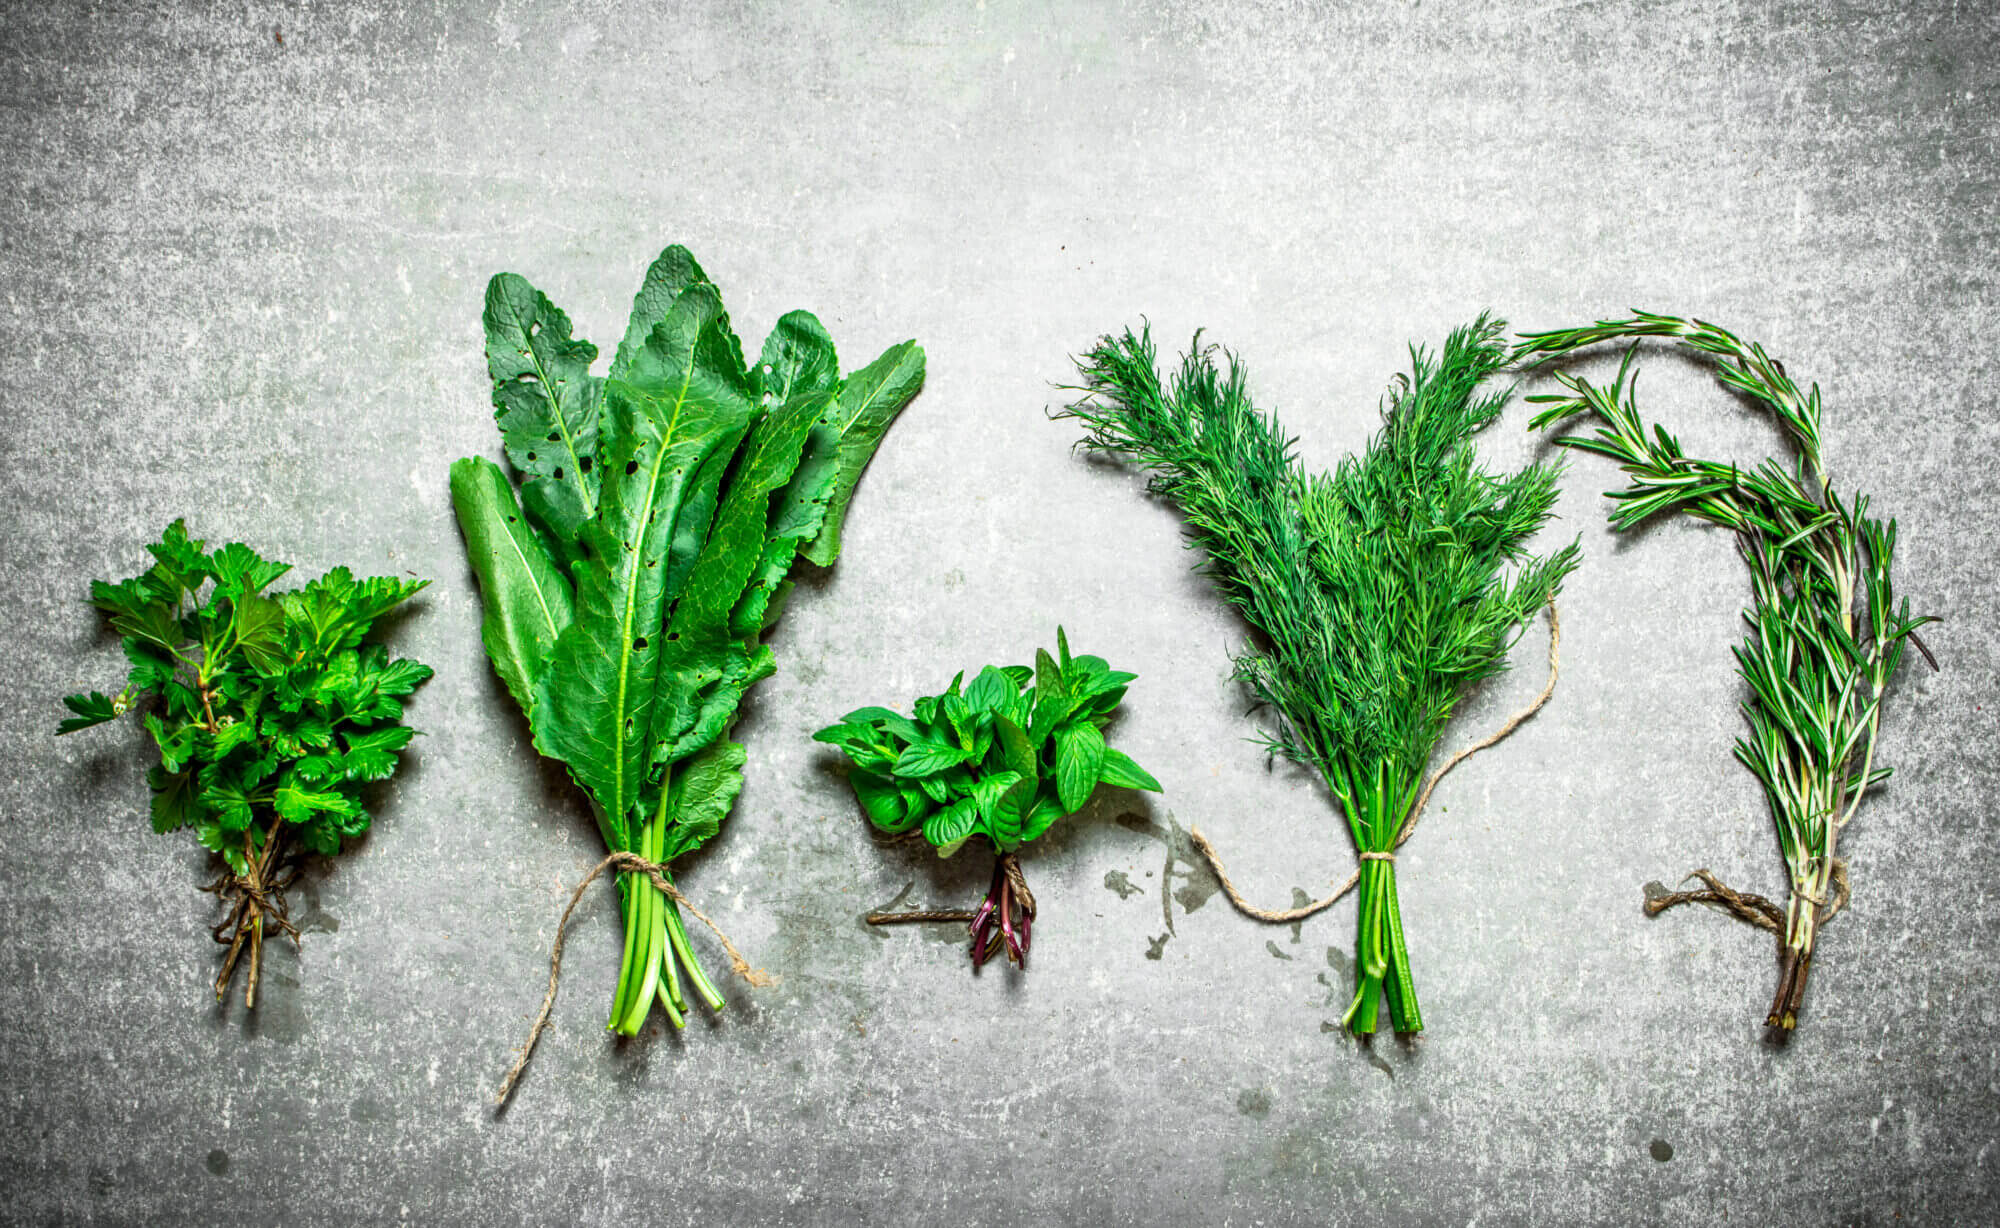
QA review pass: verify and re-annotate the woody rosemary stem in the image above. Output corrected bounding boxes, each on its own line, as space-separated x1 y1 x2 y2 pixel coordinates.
1771 853 1834 1029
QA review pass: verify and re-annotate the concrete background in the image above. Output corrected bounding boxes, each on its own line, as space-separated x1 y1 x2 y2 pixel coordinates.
2 1 1995 1224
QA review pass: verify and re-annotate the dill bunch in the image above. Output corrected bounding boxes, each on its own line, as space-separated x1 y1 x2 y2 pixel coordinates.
1062 316 1578 1034
1515 312 1936 1031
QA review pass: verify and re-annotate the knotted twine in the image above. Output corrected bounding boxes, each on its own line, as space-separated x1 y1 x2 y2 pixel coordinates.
496 851 774 1106
1191 601 1561 924
201 816 302 1008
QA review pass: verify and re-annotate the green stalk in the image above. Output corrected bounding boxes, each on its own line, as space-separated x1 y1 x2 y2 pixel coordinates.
665 901 726 1012
619 815 668 1034
607 868 646 1032
1383 867 1421 1033
656 905 689 1019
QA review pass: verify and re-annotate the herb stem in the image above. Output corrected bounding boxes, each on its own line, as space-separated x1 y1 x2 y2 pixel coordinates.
666 902 725 1012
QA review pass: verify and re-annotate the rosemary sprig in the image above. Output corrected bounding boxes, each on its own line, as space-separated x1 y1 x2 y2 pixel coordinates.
1062 316 1577 1034
1515 312 1937 1030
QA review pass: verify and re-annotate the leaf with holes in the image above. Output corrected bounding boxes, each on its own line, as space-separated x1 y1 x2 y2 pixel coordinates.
451 243 927 1041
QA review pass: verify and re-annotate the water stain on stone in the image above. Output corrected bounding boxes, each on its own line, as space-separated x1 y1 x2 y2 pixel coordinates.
240 969 308 1045
295 905 340 935
1115 811 1219 957
1236 1088 1273 1119
87 1166 117 1197
1650 1139 1674 1162
1285 888 1313 943
205 1149 229 1176
1314 945 1355 1009
1264 940 1292 961
1103 870 1142 900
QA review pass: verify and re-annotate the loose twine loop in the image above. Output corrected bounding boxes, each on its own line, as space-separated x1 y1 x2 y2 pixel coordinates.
1191 601 1561 924
496 851 774 1106
1642 859 1850 933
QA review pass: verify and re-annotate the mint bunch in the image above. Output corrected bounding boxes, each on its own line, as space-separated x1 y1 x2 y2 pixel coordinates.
815 629 1161 966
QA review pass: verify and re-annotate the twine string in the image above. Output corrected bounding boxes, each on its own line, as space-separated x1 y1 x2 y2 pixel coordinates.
496 851 773 1107
1191 601 1562 925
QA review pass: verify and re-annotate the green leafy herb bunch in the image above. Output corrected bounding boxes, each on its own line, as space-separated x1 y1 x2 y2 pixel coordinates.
58 520 431 1006
1515 312 1935 1031
814 629 1161 967
1061 316 1578 1034
452 244 924 1038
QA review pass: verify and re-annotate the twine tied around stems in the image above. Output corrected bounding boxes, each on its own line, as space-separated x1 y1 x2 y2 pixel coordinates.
1190 601 1562 926
496 851 773 1107
200 816 302 1008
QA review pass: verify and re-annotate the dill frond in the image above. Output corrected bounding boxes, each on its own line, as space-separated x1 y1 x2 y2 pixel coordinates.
1062 316 1579 1034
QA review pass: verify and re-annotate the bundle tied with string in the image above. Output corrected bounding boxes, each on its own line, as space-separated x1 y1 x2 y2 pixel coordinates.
1059 316 1581 1036
1513 310 1935 1031
496 852 773 1106
1191 604 1560 925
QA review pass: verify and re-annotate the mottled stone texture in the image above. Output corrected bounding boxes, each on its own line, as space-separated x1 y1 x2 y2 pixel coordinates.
2 1 1996 1224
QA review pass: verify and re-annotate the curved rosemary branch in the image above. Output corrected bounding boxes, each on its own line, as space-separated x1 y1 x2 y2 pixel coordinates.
1515 312 1937 1030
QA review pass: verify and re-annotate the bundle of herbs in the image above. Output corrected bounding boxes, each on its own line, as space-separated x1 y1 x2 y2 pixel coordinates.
1514 312 1935 1031
1061 317 1577 1034
453 245 923 1091
58 521 431 1006
814 629 1161 967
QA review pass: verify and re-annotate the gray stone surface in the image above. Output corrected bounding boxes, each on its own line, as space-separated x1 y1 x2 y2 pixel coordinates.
2 1 1995 1224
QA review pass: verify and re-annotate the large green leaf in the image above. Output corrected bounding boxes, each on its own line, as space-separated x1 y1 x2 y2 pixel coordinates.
612 246 728 382
657 642 777 765
530 286 755 848
672 386 834 651
483 273 603 548
450 456 575 716
801 340 926 566
659 738 747 861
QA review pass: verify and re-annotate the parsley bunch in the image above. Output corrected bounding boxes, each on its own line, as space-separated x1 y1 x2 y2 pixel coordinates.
59 520 431 1006
1062 318 1578 1034
1516 312 1936 1030
814 629 1161 966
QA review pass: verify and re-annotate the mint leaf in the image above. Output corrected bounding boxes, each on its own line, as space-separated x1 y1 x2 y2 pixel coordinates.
1053 720 1106 813
1096 747 1162 792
